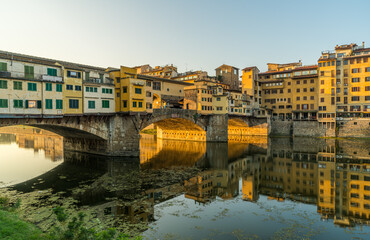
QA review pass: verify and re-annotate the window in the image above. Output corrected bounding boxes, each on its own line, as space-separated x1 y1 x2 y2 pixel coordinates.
217 97 221 101
153 82 161 91
352 96 360 101
24 66 34 79
352 78 360 83
134 88 142 94
75 85 82 91
67 71 81 78
366 77 370 82
47 68 57 76
13 100 23 108
85 72 90 81
320 98 324 103
66 85 73 90
0 62 7 71
365 67 370 72
87 101 95 109
56 100 63 109
123 100 127 108
352 87 360 92
102 100 109 108
69 99 79 109
13 81 22 90
138 101 143 108
146 81 151 87
133 101 137 108
28 83 37 91
122 87 127 93
45 83 52 91
0 99 8 108
102 88 113 94
45 99 53 109
56 84 62 92
0 80 8 89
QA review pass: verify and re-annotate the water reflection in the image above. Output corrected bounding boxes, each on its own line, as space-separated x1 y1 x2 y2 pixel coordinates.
0 126 369 238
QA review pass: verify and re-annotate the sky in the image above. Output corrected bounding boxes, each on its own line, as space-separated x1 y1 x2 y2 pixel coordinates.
1 0 370 74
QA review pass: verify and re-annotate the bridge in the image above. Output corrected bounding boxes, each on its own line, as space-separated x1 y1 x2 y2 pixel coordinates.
0 109 269 156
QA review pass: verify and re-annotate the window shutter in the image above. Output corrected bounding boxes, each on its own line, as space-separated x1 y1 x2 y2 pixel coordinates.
37 100 42 108
25 100 28 108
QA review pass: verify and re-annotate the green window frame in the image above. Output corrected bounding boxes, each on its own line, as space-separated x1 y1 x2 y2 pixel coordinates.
0 80 7 89
45 99 53 109
13 99 23 108
45 83 52 91
69 99 79 109
24 66 34 79
138 101 143 108
133 101 137 108
102 100 109 108
27 82 37 91
56 84 63 92
0 99 8 108
94 87 97 92
13 81 22 90
56 100 63 109
135 88 142 94
47 68 57 76
0 62 7 71
88 101 95 109
85 72 90 81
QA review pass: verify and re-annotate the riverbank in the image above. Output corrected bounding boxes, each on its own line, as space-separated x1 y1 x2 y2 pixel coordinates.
0 209 46 240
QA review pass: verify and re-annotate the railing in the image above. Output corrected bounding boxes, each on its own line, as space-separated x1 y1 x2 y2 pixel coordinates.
3 70 63 82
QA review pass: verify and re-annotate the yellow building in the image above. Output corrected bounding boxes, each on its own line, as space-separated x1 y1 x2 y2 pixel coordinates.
318 43 370 125
109 66 146 113
183 80 228 115
291 65 319 120
172 70 208 83
139 64 178 79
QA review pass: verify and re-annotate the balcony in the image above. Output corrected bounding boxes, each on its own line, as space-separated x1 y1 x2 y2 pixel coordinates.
41 75 63 82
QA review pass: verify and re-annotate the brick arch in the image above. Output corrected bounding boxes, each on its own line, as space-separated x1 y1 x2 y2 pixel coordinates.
0 116 110 140
140 110 207 131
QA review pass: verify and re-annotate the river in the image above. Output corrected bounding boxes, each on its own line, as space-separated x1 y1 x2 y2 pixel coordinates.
0 126 369 239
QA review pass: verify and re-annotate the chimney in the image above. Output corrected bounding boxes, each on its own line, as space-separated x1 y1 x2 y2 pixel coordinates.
363 41 365 48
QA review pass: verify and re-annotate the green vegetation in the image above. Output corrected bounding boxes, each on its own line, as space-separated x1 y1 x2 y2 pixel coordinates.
141 128 157 135
0 196 141 240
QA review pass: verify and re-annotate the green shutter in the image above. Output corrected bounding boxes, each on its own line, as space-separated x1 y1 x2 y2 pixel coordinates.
56 84 62 92
45 99 52 109
37 100 42 109
25 100 29 108
46 83 52 91
85 72 90 81
0 99 8 108
56 100 63 109
0 62 7 71
0 80 7 89
25 66 34 79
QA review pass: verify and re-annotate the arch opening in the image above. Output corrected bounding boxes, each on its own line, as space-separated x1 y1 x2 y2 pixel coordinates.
228 118 268 142
140 117 206 142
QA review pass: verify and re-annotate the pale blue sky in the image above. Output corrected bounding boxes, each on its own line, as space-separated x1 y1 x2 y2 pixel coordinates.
1 0 369 73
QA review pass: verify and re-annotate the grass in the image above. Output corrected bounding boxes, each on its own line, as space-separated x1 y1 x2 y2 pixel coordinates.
0 210 47 240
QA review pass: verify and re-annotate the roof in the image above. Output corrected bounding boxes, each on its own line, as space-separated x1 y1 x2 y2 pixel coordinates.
292 65 318 71
242 66 258 71
215 64 239 70
137 74 193 86
266 61 301 66
0 50 107 72
259 69 292 75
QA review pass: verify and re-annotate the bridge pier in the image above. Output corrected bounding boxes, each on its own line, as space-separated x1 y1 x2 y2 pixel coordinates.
205 115 228 142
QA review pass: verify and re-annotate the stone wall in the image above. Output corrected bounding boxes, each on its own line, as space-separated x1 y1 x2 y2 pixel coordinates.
337 118 370 138
292 121 326 137
206 115 228 142
269 120 292 136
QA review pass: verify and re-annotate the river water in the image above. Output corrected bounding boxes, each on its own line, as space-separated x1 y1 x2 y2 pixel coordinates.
0 126 369 239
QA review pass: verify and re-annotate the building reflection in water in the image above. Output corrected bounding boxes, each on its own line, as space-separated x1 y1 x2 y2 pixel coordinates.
3 127 369 230
0 126 64 161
